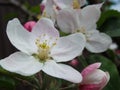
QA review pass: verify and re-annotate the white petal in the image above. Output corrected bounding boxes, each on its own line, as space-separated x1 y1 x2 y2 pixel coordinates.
32 18 59 38
0 52 43 76
78 0 87 7
44 0 56 22
57 8 80 33
51 33 86 62
86 32 112 53
42 60 82 83
54 0 73 9
80 3 103 30
7 18 37 55
100 72 110 89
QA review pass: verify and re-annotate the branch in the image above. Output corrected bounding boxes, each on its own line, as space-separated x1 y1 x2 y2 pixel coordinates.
0 0 38 20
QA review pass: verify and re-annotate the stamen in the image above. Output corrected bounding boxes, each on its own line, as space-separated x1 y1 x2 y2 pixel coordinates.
75 27 92 41
34 35 57 62
73 0 80 9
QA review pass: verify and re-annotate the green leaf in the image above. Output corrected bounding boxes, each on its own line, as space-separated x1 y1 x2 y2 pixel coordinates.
97 10 120 28
30 5 40 14
3 13 18 21
86 54 120 90
97 10 120 37
0 75 15 90
59 31 69 36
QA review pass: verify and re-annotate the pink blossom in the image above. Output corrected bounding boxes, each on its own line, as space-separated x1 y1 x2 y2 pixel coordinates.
24 21 36 32
40 0 47 12
79 63 110 90
69 58 79 67
40 5 45 13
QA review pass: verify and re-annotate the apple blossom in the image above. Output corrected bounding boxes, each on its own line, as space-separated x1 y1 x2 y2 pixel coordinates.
57 3 112 53
0 18 86 83
24 21 36 32
54 0 87 9
79 63 110 90
41 0 86 22
41 0 57 23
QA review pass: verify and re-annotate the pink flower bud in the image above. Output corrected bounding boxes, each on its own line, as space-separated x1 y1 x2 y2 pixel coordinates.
69 59 79 67
79 63 110 90
24 21 36 32
40 0 47 12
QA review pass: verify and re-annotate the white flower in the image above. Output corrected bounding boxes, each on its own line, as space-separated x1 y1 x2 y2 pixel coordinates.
0 18 86 83
42 0 87 22
54 0 87 9
57 3 112 53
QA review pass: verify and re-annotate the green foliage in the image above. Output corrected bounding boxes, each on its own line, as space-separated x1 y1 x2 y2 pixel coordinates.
97 10 120 37
0 67 39 90
3 13 18 21
30 6 41 14
24 2 40 14
86 54 120 90
0 75 15 90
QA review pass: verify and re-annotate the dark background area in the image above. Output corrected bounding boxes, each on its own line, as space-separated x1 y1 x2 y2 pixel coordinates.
0 0 41 59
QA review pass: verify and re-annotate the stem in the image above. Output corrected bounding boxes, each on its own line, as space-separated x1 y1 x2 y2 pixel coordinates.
0 0 38 20
10 0 37 19
15 77 39 89
33 76 42 90
38 72 43 86
35 72 43 89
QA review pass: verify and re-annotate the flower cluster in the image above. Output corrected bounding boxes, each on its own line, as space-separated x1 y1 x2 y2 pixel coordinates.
0 0 112 90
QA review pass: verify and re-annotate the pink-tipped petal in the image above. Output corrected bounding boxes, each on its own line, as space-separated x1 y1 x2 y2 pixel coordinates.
40 0 47 12
80 63 110 90
80 72 110 90
81 63 101 77
24 21 36 32
99 72 110 90
40 5 45 13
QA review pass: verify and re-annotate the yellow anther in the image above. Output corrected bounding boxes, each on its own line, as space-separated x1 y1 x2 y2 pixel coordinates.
34 36 58 62
76 30 80 32
73 0 80 9
39 42 50 49
52 42 56 46
41 11 50 18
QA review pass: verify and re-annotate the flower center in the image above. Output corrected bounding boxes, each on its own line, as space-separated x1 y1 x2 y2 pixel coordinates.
76 27 86 34
75 27 91 41
33 34 57 63
73 0 80 9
